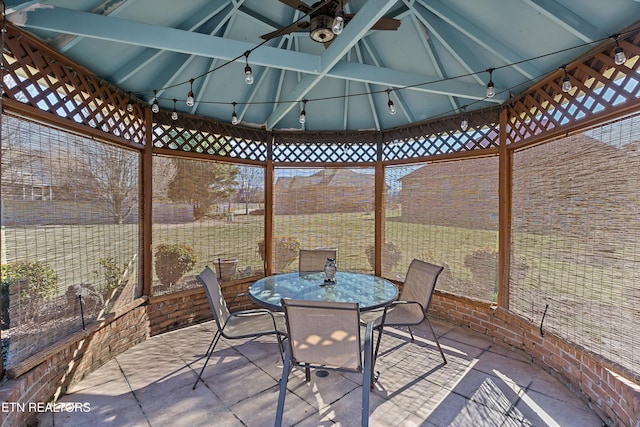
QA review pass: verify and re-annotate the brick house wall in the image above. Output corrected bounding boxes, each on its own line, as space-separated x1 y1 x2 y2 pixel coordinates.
399 157 499 230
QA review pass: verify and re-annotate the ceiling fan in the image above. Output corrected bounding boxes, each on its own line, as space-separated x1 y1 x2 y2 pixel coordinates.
261 0 401 44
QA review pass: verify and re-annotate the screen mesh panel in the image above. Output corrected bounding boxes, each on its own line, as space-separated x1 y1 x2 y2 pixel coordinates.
273 167 375 274
1 115 140 370
511 113 640 375
151 156 265 292
384 158 499 300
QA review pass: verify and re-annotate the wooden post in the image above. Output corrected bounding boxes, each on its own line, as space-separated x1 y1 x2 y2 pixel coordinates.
141 107 153 297
374 134 385 277
264 136 274 276
498 107 511 309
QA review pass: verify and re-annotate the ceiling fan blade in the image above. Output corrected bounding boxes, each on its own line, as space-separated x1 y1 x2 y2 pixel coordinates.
371 17 401 31
278 0 313 14
342 14 401 31
260 21 310 40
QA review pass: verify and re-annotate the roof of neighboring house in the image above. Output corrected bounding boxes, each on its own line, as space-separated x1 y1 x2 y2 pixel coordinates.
276 169 374 190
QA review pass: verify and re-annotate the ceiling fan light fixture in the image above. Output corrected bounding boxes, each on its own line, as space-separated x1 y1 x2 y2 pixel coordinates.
332 10 344 35
310 14 336 42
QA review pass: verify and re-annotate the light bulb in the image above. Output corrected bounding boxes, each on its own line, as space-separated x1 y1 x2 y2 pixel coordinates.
486 81 495 98
126 102 133 113
388 99 396 115
562 76 572 93
332 13 344 35
171 110 178 120
151 100 159 113
232 112 239 125
614 47 626 65
186 90 194 107
299 110 306 124
245 65 254 85
461 117 469 131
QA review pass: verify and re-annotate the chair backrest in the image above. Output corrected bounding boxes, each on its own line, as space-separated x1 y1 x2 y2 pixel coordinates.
196 266 230 329
298 249 338 272
281 299 362 372
400 259 444 313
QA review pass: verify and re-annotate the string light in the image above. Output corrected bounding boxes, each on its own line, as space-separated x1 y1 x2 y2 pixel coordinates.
126 92 133 113
171 99 178 120
186 79 195 107
231 102 239 125
299 99 307 124
244 51 254 85
386 89 396 115
486 68 495 98
460 106 469 131
561 65 572 93
133 26 638 122
613 34 626 65
151 90 159 113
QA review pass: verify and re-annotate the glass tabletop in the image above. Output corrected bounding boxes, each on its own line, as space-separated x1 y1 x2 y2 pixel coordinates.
248 271 398 312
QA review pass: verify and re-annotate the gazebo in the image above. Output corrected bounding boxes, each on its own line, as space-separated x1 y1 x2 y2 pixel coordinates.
1 2 640 426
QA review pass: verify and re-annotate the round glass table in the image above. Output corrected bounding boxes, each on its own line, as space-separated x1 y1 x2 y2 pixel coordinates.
248 271 398 311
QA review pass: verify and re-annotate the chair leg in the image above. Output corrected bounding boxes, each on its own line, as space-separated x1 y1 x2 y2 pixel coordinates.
425 318 447 364
362 322 373 426
408 326 415 342
372 325 384 369
304 364 311 382
192 330 221 390
275 346 292 427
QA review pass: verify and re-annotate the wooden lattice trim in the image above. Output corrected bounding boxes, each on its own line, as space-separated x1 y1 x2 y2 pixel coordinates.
152 111 268 160
383 109 501 161
506 29 640 145
2 23 146 145
271 130 379 163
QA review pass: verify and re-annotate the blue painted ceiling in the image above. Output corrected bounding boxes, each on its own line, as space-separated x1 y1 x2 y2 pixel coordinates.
5 0 640 131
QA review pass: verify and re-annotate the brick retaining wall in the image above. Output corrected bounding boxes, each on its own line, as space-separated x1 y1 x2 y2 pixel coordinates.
1 287 637 427
430 291 640 427
0 300 149 427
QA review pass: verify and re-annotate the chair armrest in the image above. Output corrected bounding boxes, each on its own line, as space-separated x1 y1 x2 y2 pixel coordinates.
385 300 425 311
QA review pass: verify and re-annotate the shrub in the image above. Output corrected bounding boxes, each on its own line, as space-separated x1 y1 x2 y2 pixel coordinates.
365 241 403 272
94 257 129 292
258 236 301 271
1 261 58 324
154 244 197 286
464 246 498 285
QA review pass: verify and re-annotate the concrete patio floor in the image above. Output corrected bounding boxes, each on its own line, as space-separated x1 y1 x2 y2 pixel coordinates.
37 318 603 426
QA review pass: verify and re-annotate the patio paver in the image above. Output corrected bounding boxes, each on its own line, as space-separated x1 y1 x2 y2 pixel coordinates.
37 319 603 426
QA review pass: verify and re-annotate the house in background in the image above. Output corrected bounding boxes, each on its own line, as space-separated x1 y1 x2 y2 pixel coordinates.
275 169 374 215
399 157 499 230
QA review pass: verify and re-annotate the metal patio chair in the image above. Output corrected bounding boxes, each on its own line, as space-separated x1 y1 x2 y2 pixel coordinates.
373 259 447 365
298 248 338 272
192 266 286 390
275 299 374 427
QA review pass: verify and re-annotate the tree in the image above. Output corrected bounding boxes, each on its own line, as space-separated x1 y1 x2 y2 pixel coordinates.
63 141 139 224
152 156 177 201
168 159 239 219
236 166 264 214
